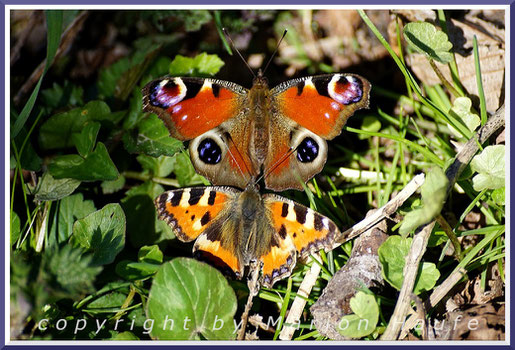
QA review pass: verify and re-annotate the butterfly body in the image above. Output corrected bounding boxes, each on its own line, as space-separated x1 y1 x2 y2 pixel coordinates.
143 72 370 191
155 185 344 288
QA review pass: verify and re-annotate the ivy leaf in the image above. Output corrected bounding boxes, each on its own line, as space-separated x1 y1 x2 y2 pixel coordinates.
50 193 96 244
169 53 224 77
48 142 119 182
338 292 379 338
147 258 237 340
101 175 126 195
399 167 448 236
378 235 440 294
71 203 126 266
32 171 81 201
138 245 163 264
470 145 505 191
39 101 111 150
403 22 453 63
71 121 101 157
448 97 480 138
123 114 183 157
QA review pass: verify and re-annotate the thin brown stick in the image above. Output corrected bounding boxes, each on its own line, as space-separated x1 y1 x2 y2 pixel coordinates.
237 261 261 340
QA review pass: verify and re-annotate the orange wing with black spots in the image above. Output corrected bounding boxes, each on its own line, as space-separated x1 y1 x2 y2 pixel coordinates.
271 74 371 139
263 194 342 259
142 77 247 140
154 186 238 242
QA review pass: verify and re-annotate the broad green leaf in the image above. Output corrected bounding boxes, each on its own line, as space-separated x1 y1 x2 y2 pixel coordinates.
101 175 126 195
470 145 505 191
71 203 126 266
448 97 480 138
361 115 381 136
137 154 176 178
169 53 224 76
39 101 111 150
71 122 101 157
11 10 63 138
121 181 173 247
86 291 127 310
147 258 237 340
194 53 225 76
138 245 163 264
338 292 379 338
33 171 81 201
174 152 209 187
115 261 160 281
11 212 21 246
399 167 448 236
48 142 119 181
123 114 183 157
53 193 96 243
403 22 453 63
378 235 440 294
491 187 505 206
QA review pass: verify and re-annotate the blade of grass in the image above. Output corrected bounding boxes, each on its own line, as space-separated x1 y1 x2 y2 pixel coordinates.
473 35 488 125
11 10 63 138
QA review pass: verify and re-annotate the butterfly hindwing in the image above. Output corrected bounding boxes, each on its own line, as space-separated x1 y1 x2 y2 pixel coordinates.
263 193 341 259
154 186 238 242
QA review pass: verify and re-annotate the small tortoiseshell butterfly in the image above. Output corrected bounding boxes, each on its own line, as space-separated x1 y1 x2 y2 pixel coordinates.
142 71 370 191
155 185 350 288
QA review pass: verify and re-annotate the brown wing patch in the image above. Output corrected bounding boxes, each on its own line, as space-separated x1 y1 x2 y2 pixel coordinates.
264 195 341 258
154 187 234 242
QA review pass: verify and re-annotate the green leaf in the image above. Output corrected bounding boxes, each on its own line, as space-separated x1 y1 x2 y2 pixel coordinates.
53 193 96 244
11 10 63 138
338 292 379 338
147 258 237 340
71 203 126 266
39 101 111 150
448 97 480 138
44 244 102 297
101 175 126 195
40 81 84 111
111 332 139 340
138 245 163 264
137 154 176 178
470 145 505 191
48 142 119 181
123 114 183 157
399 167 448 236
33 171 81 201
12 128 42 171
403 22 453 63
491 187 505 206
87 291 127 310
121 182 173 247
169 53 224 76
11 212 21 246
71 122 101 157
378 235 440 294
115 261 160 281
175 152 209 187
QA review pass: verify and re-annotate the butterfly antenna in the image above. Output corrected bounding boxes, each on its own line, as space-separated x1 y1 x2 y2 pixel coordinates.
262 29 287 75
222 27 256 79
